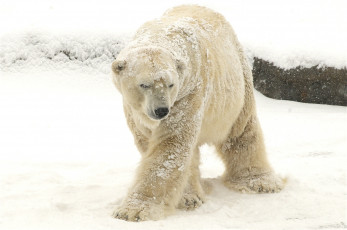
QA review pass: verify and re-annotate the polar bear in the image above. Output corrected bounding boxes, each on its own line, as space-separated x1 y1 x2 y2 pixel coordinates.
111 5 284 221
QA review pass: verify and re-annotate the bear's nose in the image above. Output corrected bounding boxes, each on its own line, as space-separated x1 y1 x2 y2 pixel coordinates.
154 107 169 119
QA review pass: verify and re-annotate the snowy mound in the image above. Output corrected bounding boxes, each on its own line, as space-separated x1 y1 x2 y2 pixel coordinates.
0 32 129 73
244 41 347 70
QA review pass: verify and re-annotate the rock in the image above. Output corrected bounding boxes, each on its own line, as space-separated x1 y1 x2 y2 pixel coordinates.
252 57 347 106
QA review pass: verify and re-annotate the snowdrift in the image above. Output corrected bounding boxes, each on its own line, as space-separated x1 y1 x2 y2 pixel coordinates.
0 32 128 73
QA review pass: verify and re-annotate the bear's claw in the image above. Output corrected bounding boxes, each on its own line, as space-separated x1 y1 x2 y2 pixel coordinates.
178 192 204 210
113 199 166 222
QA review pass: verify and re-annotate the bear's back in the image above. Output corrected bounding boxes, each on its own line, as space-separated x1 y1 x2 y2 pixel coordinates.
163 5 228 30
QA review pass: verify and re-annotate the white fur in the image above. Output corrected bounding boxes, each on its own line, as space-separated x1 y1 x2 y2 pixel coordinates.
112 5 284 221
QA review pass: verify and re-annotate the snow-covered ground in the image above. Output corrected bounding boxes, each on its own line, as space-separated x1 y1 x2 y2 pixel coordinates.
0 0 346 229
0 70 346 230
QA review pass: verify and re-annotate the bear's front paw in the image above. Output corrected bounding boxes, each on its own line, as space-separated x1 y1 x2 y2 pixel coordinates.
112 196 166 221
177 192 205 210
224 172 285 193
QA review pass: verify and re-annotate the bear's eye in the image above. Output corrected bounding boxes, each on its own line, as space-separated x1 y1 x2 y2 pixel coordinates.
169 84 174 88
140 84 151 89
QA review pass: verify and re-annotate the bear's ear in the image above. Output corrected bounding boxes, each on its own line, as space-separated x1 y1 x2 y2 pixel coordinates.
112 60 127 74
175 59 186 76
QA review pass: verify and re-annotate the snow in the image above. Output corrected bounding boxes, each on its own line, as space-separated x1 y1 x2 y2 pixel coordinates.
0 0 346 229
0 70 346 229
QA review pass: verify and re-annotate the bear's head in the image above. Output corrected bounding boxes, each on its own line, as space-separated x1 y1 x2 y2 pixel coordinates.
112 46 186 125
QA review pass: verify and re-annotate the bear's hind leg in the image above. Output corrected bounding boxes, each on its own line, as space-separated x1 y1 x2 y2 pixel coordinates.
217 115 284 193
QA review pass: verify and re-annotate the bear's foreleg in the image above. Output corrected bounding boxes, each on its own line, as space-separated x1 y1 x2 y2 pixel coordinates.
113 135 196 221
177 147 207 210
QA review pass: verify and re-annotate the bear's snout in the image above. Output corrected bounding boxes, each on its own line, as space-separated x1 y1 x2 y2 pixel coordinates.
154 107 169 119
